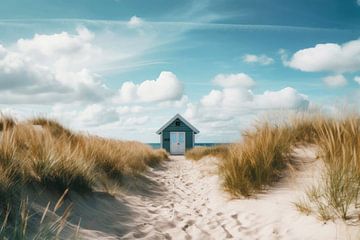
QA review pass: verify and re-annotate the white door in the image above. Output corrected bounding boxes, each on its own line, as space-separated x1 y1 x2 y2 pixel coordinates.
170 132 186 154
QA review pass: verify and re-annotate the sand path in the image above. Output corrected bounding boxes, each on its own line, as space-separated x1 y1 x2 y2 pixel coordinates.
77 148 358 240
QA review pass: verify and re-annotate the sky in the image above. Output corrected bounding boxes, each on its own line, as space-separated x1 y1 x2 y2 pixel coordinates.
0 0 359 143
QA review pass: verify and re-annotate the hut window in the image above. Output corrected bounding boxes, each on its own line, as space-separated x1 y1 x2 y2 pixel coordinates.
175 121 181 126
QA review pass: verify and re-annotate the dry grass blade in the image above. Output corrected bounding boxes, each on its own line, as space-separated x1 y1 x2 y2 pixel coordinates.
55 203 73 237
40 202 51 224
54 189 69 213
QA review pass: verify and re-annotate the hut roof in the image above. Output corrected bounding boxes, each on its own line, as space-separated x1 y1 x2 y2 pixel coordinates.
156 114 200 134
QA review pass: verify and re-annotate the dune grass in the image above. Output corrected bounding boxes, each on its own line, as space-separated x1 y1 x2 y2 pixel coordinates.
0 116 168 195
0 115 168 238
186 113 360 221
185 145 230 161
219 123 295 196
186 121 296 196
299 115 360 220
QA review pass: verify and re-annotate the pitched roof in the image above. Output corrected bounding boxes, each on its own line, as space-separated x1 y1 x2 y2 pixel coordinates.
156 113 200 134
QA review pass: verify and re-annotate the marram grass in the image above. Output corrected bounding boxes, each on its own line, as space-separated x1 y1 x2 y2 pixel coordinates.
187 113 360 221
0 115 168 238
0 115 168 195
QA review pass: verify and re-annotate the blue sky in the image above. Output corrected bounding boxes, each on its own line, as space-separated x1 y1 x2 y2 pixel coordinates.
0 0 359 142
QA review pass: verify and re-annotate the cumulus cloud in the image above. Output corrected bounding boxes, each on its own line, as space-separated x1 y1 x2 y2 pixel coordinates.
253 87 309 109
185 73 309 130
184 82 309 142
212 73 255 88
127 16 144 28
0 28 109 104
358 0 360 6
200 88 253 108
198 86 308 111
285 39 360 73
243 54 274 65
76 104 120 126
323 74 347 87
17 28 97 59
114 71 184 103
50 102 150 129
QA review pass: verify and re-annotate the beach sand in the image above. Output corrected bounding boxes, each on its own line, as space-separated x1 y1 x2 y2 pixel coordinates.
32 146 354 239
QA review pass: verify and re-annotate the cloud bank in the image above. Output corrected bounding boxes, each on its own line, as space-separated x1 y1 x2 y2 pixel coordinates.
184 73 309 140
0 28 107 104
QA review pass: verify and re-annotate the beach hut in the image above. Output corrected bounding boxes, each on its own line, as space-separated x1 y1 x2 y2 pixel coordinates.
156 114 200 154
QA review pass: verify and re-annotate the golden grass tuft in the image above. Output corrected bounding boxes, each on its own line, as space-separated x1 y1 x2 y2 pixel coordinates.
299 115 360 220
28 117 74 139
293 198 312 215
220 123 295 196
0 116 169 198
0 115 16 131
185 145 230 161
0 123 96 193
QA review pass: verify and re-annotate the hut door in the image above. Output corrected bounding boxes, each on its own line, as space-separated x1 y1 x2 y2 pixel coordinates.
170 132 186 154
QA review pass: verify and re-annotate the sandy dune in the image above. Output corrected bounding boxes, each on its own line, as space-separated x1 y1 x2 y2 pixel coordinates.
25 147 359 239
51 147 355 240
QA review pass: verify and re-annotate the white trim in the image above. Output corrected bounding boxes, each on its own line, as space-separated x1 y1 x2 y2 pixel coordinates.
156 113 199 134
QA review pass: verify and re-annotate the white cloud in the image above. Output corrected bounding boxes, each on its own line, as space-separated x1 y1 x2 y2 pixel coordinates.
158 95 189 108
184 83 309 142
114 71 184 103
17 27 96 59
117 105 144 114
127 16 144 28
185 73 310 131
357 0 360 6
76 104 119 126
253 87 309 109
200 88 253 108
354 76 360 84
0 28 110 104
212 73 255 88
322 74 347 87
198 86 308 111
123 116 149 126
285 39 360 73
243 54 274 65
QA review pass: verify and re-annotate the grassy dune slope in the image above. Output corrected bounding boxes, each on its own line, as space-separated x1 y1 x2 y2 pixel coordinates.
186 113 360 221
0 115 168 238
